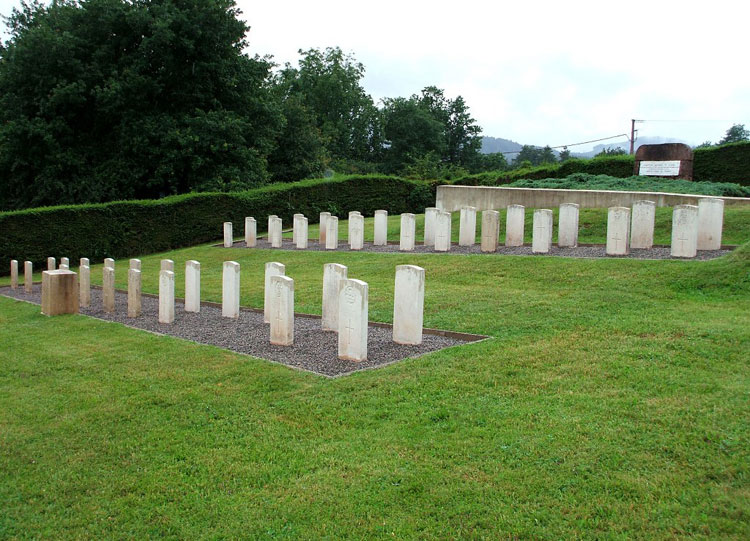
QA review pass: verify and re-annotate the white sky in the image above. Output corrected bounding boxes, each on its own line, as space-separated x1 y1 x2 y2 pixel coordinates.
2 0 749 150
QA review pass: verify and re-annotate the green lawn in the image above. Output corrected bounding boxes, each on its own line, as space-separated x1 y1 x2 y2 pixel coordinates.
1 221 749 537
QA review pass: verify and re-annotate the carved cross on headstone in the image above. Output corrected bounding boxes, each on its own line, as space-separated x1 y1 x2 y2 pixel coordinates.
436 228 448 247
610 231 623 252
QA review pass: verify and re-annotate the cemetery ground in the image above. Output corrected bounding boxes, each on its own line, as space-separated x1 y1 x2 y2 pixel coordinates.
1 209 749 538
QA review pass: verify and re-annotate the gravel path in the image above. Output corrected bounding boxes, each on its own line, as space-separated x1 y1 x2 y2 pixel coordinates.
1 285 476 377
232 238 731 261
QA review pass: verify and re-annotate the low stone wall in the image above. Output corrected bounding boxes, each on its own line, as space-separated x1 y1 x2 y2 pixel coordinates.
435 185 750 211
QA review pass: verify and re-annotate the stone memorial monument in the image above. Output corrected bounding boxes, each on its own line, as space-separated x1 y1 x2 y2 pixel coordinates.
634 143 693 180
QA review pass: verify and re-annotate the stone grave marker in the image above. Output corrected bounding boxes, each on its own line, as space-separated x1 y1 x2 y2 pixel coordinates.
292 214 304 245
400 213 416 251
128 268 142 318
606 207 631 256
47 257 56 271
270 275 294 346
296 216 309 249
322 263 348 331
79 263 90 308
161 259 174 272
424 207 439 246
159 270 175 324
222 261 240 318
130 259 141 271
59 257 69 270
481 210 500 253
459 206 477 246
338 278 368 362
264 262 286 323
223 222 233 248
393 265 425 345
505 205 525 247
532 209 553 253
697 198 724 251
245 217 257 247
434 211 452 252
630 200 656 250
671 205 698 258
374 210 388 246
270 216 283 248
102 266 115 313
24 261 33 293
325 216 339 250
319 212 331 246
41 270 78 316
104 258 115 269
10 260 18 289
558 203 580 248
185 260 201 313
349 213 364 250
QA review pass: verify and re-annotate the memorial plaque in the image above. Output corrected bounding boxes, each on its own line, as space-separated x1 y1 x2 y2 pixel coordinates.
634 143 693 180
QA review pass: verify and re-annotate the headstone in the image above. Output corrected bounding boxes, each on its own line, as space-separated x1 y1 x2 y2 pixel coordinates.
393 265 425 345
128 268 142 318
267 215 278 241
630 200 656 250
348 211 361 222
697 198 724 251
480 210 500 253
41 270 78 316
399 213 416 251
292 214 304 245
558 203 580 248
245 217 257 247
349 213 364 250
338 279 368 362
129 258 141 271
270 275 294 346
222 261 240 318
505 205 525 247
532 209 553 254
223 222 233 248
374 210 388 246
319 212 331 246
80 258 89 269
671 205 698 258
60 257 69 270
459 206 477 246
434 211 452 252
322 263 348 331
104 258 115 269
296 216 309 249
24 261 33 293
158 270 175 324
424 207 439 246
269 216 283 248
79 264 90 308
102 266 115 313
634 143 693 180
325 216 339 250
10 260 18 289
185 260 201 313
606 207 631 256
47 257 56 271
160 259 174 272
264 262 285 323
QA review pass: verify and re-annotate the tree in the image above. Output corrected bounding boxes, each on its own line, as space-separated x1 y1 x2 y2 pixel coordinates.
0 0 282 210
718 124 750 145
558 147 571 161
475 152 508 172
513 145 556 167
595 146 627 157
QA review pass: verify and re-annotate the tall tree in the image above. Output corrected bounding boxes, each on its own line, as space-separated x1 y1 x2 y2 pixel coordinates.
513 145 557 167
718 123 750 145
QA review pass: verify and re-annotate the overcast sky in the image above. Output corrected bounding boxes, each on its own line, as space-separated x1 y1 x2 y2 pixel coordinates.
2 0 748 151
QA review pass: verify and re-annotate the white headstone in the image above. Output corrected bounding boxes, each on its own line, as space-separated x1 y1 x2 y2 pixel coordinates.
393 265 425 345
697 198 724 251
424 207 439 246
80 257 89 269
322 263 348 331
505 205 525 247
104 258 115 269
434 211 452 252
79 264 90 308
295 216 309 249
459 206 477 246
129 258 141 271
47 257 56 271
338 279 368 362
532 209 553 254
480 210 500 253
24 261 33 293
264 262 286 323
245 217 257 247
222 261 240 318
606 207 631 256
160 259 174 272
270 216 283 248
319 212 330 246
374 210 388 246
128 268 141 318
185 260 201 313
10 260 18 289
558 203 580 248
60 257 69 269
325 216 339 250
349 213 364 250
292 213 304 245
270 275 294 346
267 215 277 241
671 205 698 258
158 270 175 324
630 200 656 250
223 222 233 248
399 213 416 251
102 266 115 313
348 211 361 221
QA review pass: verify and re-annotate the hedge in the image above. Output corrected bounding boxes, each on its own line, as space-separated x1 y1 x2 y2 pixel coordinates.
0 175 433 275
693 142 750 186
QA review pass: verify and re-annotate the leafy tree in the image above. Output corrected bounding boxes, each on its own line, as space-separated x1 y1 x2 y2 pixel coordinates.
474 152 508 172
559 147 571 162
696 141 714 149
595 146 627 157
513 145 556 167
718 123 750 145
0 0 282 210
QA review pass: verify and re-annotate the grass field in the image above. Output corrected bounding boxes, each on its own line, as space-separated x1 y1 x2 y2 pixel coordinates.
1 210 749 538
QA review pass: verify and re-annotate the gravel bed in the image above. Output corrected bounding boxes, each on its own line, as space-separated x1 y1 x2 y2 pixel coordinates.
230 238 731 261
1 285 474 377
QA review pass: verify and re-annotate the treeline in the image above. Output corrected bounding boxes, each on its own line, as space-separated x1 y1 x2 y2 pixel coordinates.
0 0 501 210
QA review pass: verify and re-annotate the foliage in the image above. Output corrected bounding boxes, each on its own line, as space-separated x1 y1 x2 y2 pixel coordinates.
512 145 557 167
595 146 627 157
693 141 750 186
717 123 750 145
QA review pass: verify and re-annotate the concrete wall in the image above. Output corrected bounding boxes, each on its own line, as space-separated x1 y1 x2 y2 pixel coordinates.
436 185 750 211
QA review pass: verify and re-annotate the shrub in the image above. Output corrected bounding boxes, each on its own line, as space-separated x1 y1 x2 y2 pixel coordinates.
693 142 750 185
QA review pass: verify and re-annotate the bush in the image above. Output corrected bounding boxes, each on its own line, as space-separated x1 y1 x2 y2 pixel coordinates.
693 142 750 185
0 175 433 274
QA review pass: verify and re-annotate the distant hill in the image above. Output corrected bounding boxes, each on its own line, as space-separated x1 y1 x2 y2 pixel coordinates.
571 136 690 158
481 136 522 155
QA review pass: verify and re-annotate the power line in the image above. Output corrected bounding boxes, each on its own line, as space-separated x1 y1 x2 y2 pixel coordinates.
497 133 629 155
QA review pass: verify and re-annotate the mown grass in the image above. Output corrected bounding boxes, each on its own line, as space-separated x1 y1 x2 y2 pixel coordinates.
1 221 749 538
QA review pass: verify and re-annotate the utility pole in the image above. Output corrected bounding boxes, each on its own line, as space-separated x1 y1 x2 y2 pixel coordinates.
630 119 643 154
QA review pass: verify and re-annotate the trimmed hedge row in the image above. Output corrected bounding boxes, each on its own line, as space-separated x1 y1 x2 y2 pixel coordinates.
694 142 750 185
0 175 433 274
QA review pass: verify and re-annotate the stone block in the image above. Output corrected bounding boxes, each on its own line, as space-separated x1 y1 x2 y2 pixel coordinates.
480 210 500 253
79 264 90 308
269 216 283 248
292 213 304 245
41 270 78 316
24 261 33 293
129 258 141 271
697 198 724 250
459 206 477 246
532 209 553 253
338 279 368 362
102 266 115 313
128 269 141 318
322 263 348 331
10 260 18 289
393 265 425 345
319 212 331 246
222 261 240 318
671 204 698 258
558 203 580 248
399 213 416 251
325 216 339 250
606 207 631 256
630 200 656 250
349 213 364 250
374 210 388 246
424 207 439 246
104 258 115 269
159 270 175 324
79 258 89 269
434 211 452 252
505 205 525 247
295 216 309 249
60 257 69 270
245 217 257 247
161 259 174 273
47 257 56 270
264 262 286 323
223 221 233 248
185 260 201 313
270 275 294 346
